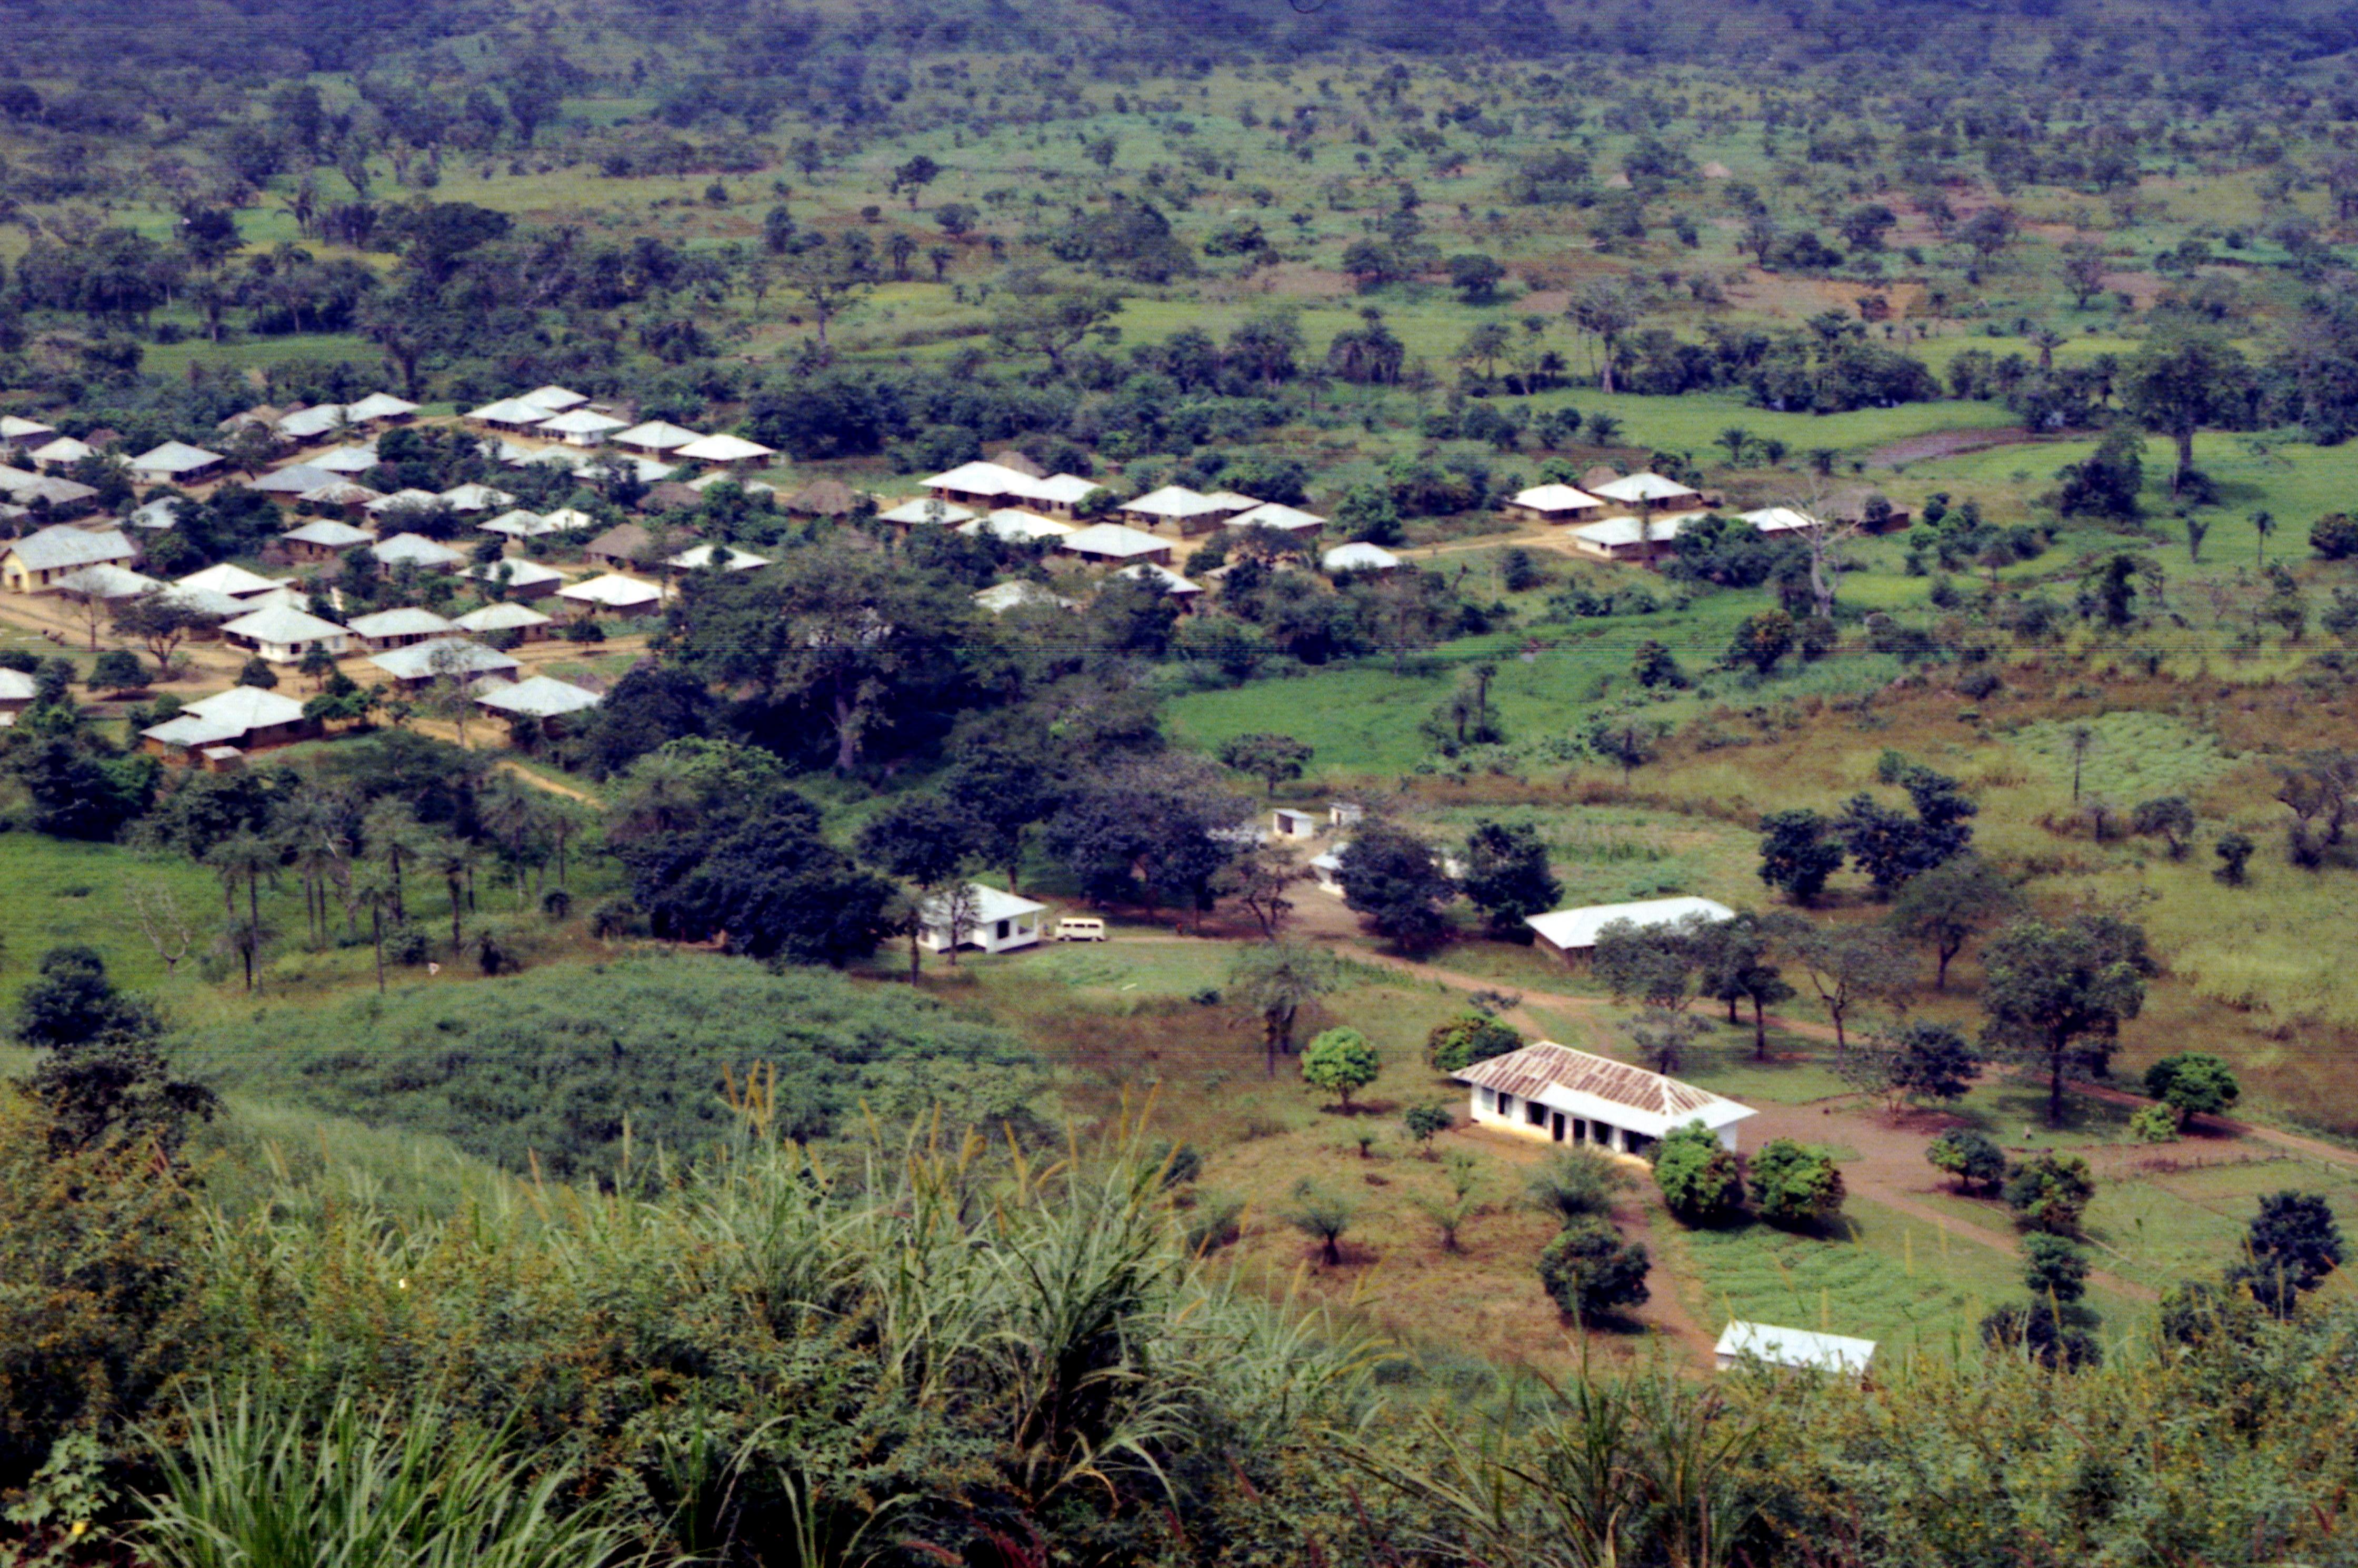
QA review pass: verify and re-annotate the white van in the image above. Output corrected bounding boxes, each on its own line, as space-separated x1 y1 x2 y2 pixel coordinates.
1054 917 1107 943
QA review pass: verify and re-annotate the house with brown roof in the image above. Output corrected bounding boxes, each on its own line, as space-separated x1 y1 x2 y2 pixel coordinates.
583 522 657 570
1454 1041 1756 1157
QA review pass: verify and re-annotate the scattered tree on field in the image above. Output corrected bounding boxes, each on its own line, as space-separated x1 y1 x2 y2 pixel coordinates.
1537 1219 1650 1320
1747 1138 1845 1227
1979 915 2151 1125
1302 1026 1382 1112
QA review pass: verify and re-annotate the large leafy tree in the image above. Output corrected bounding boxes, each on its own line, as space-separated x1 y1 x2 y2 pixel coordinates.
2122 329 2254 496
1337 822 1457 952
1458 820 1562 940
14 947 213 1156
1757 809 1844 905
2232 1192 2345 1315
1980 915 2151 1125
1890 854 2019 988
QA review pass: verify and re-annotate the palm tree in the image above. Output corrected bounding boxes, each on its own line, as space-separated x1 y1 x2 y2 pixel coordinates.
426 839 478 958
362 797 422 922
206 832 276 927
351 864 394 994
1716 426 1753 466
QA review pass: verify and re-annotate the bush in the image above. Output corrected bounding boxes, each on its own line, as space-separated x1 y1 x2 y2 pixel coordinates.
2129 1104 2180 1143
2004 1151 2095 1234
2310 513 2358 560
1525 1145 1631 1225
89 650 147 693
1301 1027 1382 1111
2143 1052 2240 1120
1927 1127 2007 1192
1746 1138 1845 1227
1536 1218 1650 1320
1425 1012 1522 1072
1653 1121 1742 1223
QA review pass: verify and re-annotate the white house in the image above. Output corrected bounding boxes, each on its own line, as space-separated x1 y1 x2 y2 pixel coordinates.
1322 542 1400 575
465 398 553 430
452 601 554 638
1225 502 1326 536
673 433 775 467
958 508 1074 545
1570 515 1689 564
1591 472 1704 512
1738 507 1821 536
557 572 667 616
614 421 705 454
1308 844 1349 894
368 636 522 688
517 386 589 413
371 533 466 572
879 497 977 528
1454 1040 1756 1156
1123 485 1227 534
1714 1322 1876 1378
916 883 1046 954
1273 808 1320 840
1060 522 1173 566
176 563 288 601
1 526 139 593
346 607 456 651
537 408 629 446
1525 897 1734 961
219 603 351 662
126 441 225 484
1508 483 1607 523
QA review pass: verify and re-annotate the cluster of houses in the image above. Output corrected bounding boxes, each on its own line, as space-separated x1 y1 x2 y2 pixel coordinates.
1507 469 1908 566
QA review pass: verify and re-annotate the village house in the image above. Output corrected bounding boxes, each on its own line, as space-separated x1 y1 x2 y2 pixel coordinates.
462 557 566 601
1568 514 1691 565
1224 502 1326 538
1272 808 1320 840
177 563 289 602
440 483 517 514
1060 523 1173 567
127 442 227 485
54 563 163 603
537 408 630 447
370 533 466 573
474 674 602 738
465 398 554 432
960 509 1074 545
917 883 1047 955
299 481 385 516
582 523 657 571
252 464 343 498
28 436 94 471
1455 1040 1756 1156
1591 472 1707 514
452 600 554 640
667 543 771 573
343 393 419 426
219 603 351 663
139 685 316 765
1714 1322 1876 1379
613 421 705 455
674 434 776 469
346 607 457 652
279 518 376 563
972 580 1075 615
1115 562 1202 607
1525 896 1735 963
1022 473 1107 519
922 460 1045 510
1738 506 1821 536
1 525 139 592
1507 483 1607 524
558 572 667 617
784 479 862 518
878 497 976 530
1322 542 1401 576
0 667 36 725
1121 485 1227 535
0 466 102 517
1308 844 1350 894
0 416 58 455
368 636 521 690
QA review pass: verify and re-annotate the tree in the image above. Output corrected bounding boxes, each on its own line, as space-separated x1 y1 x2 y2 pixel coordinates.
1757 810 1844 905
1725 610 1796 676
2231 1192 2345 1315
1621 1010 1707 1076
1566 279 1639 394
1652 1121 1741 1223
112 593 206 671
1228 941 1340 1075
1792 922 1914 1048
1632 640 1685 689
1458 821 1561 940
2122 330 2253 497
2131 795 2197 860
1217 732 1313 798
891 154 940 209
2311 514 2358 561
942 744 1052 893
1747 1138 1845 1227
89 651 145 696
1984 1233 2101 1369
1337 822 1457 952
236 657 278 689
1425 1012 1522 1073
1282 1181 1355 1267
2004 1151 2095 1234
2144 1052 2240 1122
1837 1021 1978 1112
1446 252 1506 303
1697 912 1793 1059
1889 854 2019 988
1403 1103 1452 1156
2060 241 2109 309
615 795 896 967
1591 915 1715 1013
1586 718 1666 781
13 947 213 1156
857 795 984 981
1927 1127 2006 1193
1537 1219 1650 1319
2215 830 2255 884
988 286 1122 378
1979 915 2150 1125
1525 1145 1631 1227
778 241 875 362
1302 1026 1381 1112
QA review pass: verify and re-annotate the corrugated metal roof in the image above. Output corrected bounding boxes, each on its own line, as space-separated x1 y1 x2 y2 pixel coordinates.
1455 1041 1733 1121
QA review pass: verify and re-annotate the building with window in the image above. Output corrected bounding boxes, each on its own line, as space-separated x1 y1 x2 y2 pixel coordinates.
1453 1040 1755 1157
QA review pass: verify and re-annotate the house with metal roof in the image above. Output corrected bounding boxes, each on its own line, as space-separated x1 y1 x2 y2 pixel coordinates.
366 488 444 517
1714 1322 1875 1378
139 685 315 763
465 398 553 429
461 557 565 601
480 508 557 540
452 600 554 637
972 580 1076 615
346 607 456 650
916 883 1047 955
176 563 287 600
1323 542 1401 575
1569 514 1692 564
958 508 1073 545
1224 502 1326 535
1738 506 1821 535
28 436 94 470
127 442 226 483
1122 485 1226 534
518 386 589 412
1591 472 1705 511
667 543 771 573
1060 522 1173 565
274 405 354 443
54 563 163 601
1115 562 1202 604
474 674 602 733
370 533 466 572
2 525 139 592
0 415 58 452
878 497 976 528
343 393 419 425
1024 473 1106 517
0 466 101 514
308 445 380 475
1456 1041 1756 1156
1508 483 1607 523
219 603 350 662
557 572 667 615
299 481 385 512
675 433 775 466
613 421 705 454
922 460 1044 508
439 483 516 513
279 518 376 563
253 464 343 496
1525 897 1736 960
539 408 630 446
368 637 521 688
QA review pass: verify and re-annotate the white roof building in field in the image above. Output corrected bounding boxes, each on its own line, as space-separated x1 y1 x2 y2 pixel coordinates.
344 393 420 424
368 636 522 686
538 408 630 446
1225 502 1327 534
466 398 553 428
558 573 667 614
366 488 444 516
878 497 976 527
1569 514 1691 562
1738 506 1821 535
1322 542 1401 574
1455 1040 1757 1154
176 563 287 599
346 607 457 648
916 883 1046 955
1509 483 1607 521
674 433 775 466
475 674 602 721
481 509 556 540
299 481 384 509
613 421 705 453
127 441 226 482
923 460 1043 505
1592 472 1703 508
1122 485 1224 527
219 603 349 662
280 518 376 552
1 525 138 590
0 415 58 448
1060 522 1172 564
959 509 1074 544
274 405 353 442
1024 473 1106 513
1525 896 1734 958
252 464 342 496
370 533 466 571
541 507 604 533
1714 1322 1876 1378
